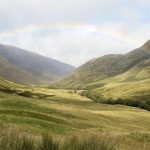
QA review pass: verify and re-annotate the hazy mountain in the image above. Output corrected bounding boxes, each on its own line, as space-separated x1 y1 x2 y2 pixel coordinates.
0 44 75 85
0 55 40 85
50 40 150 89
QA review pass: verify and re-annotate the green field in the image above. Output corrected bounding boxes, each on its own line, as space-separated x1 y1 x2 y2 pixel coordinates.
0 77 150 149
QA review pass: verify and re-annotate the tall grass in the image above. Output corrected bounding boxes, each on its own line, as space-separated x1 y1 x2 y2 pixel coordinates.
0 126 149 150
61 134 116 150
0 127 35 150
0 127 116 150
38 134 59 150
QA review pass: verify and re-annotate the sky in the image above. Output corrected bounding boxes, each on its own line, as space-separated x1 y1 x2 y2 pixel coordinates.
0 0 150 66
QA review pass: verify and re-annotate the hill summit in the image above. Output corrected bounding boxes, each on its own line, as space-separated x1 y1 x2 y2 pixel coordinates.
142 40 150 51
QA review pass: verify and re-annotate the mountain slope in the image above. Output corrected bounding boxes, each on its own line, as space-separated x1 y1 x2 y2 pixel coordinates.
90 58 150 99
0 55 40 85
0 44 75 85
50 40 150 89
67 40 149 111
82 58 150 110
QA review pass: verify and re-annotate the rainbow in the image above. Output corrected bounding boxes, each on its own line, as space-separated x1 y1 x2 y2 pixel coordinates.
0 23 135 47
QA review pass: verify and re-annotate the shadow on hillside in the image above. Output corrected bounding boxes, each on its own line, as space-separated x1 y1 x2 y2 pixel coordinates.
0 86 55 99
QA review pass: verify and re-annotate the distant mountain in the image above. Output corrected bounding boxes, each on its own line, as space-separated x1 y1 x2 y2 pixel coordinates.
0 55 39 85
0 44 75 85
50 40 150 89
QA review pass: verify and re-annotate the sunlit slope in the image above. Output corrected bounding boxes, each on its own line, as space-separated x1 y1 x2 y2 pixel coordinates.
81 58 150 111
0 78 150 135
88 58 150 98
50 40 150 89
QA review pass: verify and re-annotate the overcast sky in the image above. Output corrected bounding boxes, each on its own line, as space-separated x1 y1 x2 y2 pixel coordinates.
0 0 150 66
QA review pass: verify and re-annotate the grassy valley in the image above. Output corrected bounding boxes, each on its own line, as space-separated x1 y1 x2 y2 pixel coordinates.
0 41 150 149
0 0 150 149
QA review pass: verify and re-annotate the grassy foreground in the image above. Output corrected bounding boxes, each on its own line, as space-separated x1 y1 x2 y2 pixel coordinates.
0 126 117 150
0 78 150 149
0 125 150 150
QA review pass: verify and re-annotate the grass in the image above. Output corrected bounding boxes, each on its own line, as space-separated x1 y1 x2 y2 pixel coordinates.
0 84 150 132
0 126 150 150
0 89 150 135
0 126 117 150
0 78 150 149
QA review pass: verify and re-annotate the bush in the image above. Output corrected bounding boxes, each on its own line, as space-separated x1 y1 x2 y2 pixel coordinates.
0 87 17 94
81 90 150 111
18 91 33 98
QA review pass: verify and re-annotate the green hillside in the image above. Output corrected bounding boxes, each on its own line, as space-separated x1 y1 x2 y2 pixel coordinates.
80 58 150 110
50 40 150 89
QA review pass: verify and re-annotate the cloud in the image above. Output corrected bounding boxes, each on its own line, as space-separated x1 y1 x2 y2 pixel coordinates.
0 23 135 66
0 0 149 66
0 0 118 31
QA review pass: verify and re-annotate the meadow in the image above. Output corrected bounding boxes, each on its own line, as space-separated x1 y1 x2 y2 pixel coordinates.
0 77 150 149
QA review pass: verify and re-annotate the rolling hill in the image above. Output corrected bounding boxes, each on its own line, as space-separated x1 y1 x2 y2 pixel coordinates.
49 40 150 110
50 40 150 89
0 44 75 85
81 58 150 110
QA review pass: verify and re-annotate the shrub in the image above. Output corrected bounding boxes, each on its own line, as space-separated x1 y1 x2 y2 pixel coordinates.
18 91 33 98
81 90 150 111
0 87 17 94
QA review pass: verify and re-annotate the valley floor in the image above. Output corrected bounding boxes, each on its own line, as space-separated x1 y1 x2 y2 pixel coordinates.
0 87 150 149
